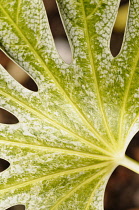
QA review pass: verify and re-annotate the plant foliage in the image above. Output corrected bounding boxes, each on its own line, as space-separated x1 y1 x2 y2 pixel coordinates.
0 0 139 209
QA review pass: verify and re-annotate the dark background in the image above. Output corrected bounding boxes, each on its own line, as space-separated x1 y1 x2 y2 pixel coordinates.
1 0 139 210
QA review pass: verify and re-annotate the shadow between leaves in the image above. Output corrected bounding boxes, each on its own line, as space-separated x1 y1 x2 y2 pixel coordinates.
6 205 25 210
0 158 10 173
0 50 38 92
110 0 129 57
0 108 19 124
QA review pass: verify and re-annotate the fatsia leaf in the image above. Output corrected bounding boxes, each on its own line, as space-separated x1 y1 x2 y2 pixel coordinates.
0 0 139 209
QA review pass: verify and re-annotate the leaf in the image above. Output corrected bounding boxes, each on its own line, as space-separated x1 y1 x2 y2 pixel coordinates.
0 0 139 209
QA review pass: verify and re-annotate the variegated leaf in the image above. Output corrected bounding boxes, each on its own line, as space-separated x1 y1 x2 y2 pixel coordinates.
0 0 139 209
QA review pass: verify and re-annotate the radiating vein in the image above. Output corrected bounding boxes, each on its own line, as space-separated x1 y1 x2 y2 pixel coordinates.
0 86 114 156
86 0 103 20
0 163 110 193
124 113 139 147
16 0 22 24
0 5 115 152
118 53 139 147
0 139 112 160
50 168 107 210
80 0 116 148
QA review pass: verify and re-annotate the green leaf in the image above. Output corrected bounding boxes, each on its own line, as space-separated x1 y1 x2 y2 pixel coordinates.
0 0 139 209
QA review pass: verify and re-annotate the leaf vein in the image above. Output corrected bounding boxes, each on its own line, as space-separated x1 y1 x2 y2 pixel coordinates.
0 163 109 194
0 4 114 152
50 168 107 210
0 139 111 160
80 0 116 148
16 0 22 24
118 55 139 146
0 89 113 156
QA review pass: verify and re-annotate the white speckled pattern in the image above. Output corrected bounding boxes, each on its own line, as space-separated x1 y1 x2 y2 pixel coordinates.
0 0 139 209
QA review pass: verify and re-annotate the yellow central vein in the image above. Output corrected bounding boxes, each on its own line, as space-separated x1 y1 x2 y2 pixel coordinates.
0 163 109 194
0 5 109 150
0 139 111 160
80 0 116 149
0 89 113 156
50 167 107 210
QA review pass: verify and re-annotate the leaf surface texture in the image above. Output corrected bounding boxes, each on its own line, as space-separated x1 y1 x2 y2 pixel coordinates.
0 0 139 209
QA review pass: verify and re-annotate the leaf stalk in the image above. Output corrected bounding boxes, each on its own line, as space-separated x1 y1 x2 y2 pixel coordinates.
120 155 139 174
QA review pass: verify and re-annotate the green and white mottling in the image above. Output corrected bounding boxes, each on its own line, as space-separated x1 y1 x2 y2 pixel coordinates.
0 0 139 209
